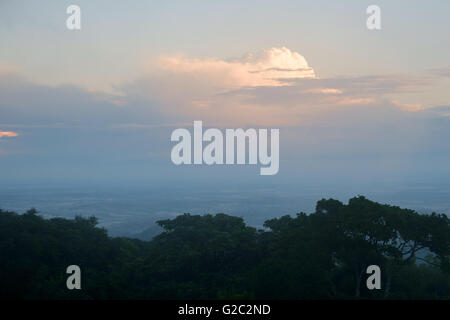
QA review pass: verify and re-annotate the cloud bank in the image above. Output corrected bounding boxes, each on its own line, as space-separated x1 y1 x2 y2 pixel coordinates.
0 47 449 182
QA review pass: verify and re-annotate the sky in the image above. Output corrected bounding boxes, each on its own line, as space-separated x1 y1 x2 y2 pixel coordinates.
0 0 450 188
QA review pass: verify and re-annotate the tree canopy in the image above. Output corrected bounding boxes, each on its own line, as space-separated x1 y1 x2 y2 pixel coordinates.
0 196 449 299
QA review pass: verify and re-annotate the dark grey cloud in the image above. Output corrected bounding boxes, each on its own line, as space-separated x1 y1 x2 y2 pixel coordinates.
0 74 147 127
222 74 433 107
1 71 450 184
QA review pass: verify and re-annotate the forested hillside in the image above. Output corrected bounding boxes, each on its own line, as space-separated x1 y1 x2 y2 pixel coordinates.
1 196 449 299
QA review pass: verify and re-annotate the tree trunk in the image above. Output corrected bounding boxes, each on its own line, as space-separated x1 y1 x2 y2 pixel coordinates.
383 275 391 299
355 267 361 298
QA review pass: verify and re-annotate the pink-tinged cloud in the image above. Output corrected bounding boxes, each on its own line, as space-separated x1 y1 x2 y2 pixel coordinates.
0 62 21 75
132 48 435 127
0 131 19 138
158 47 315 88
337 97 376 105
392 101 423 112
303 88 343 94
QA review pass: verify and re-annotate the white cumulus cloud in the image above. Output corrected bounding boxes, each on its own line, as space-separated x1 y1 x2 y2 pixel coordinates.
158 47 315 89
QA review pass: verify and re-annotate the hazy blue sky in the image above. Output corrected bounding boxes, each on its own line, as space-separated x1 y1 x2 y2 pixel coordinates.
0 0 449 186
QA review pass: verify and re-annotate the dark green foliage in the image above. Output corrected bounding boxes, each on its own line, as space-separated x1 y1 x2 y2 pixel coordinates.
0 196 449 299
